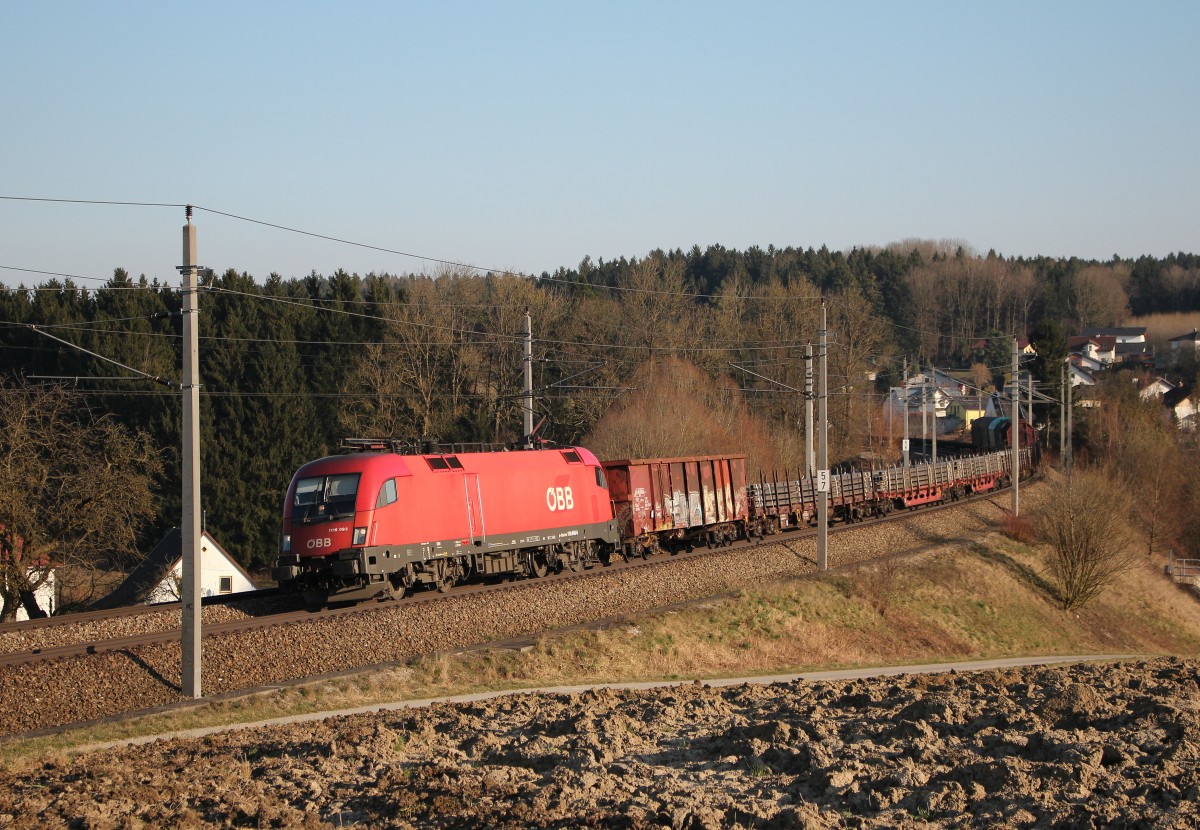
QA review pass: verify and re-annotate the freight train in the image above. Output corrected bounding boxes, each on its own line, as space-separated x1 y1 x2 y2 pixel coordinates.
272 438 1036 606
908 415 1038 461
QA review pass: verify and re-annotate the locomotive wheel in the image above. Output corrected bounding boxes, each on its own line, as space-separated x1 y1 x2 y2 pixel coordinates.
529 550 550 579
565 547 581 572
435 559 461 593
386 572 407 601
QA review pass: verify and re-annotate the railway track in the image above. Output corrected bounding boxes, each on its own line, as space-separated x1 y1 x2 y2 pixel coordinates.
0 483 1023 670
0 587 282 637
0 483 1039 738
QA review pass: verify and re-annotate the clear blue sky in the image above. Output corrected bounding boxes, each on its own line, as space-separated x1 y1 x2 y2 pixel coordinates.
2 1 1196 288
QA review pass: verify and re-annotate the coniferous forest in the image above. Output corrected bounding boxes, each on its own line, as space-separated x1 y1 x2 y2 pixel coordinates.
2 242 1199 575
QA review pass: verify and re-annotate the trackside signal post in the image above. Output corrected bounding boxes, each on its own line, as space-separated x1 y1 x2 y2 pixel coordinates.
179 208 203 698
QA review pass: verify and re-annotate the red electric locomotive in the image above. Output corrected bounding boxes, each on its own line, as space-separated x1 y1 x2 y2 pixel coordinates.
272 442 620 605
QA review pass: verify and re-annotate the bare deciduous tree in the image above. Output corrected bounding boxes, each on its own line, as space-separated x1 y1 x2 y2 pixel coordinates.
1070 264 1131 329
969 362 994 392
1123 431 1182 559
616 252 694 353
0 384 161 620
339 273 473 441
1035 467 1135 611
584 358 779 471
828 287 893 460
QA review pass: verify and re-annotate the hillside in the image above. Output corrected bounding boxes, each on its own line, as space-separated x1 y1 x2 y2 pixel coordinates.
398 520 1200 699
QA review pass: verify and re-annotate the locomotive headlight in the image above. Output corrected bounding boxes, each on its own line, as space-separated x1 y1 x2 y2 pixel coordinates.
281 534 292 553
352 526 368 546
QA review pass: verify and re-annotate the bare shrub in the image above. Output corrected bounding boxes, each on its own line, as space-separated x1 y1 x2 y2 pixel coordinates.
855 557 903 618
1034 466 1135 610
998 513 1038 545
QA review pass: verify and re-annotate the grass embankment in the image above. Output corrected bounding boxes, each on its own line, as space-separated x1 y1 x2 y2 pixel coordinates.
6 527 1200 766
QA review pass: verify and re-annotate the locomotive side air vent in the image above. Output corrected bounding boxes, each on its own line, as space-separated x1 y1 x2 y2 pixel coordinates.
561 450 582 464
426 457 450 471
446 456 463 469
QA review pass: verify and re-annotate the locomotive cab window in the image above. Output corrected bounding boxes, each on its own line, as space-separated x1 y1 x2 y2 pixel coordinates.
595 466 607 489
375 478 398 508
293 473 360 523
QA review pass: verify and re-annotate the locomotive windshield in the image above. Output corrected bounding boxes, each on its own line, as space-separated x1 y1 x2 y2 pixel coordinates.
293 473 360 523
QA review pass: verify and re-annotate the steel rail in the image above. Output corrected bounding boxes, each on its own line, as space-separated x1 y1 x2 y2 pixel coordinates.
0 588 283 635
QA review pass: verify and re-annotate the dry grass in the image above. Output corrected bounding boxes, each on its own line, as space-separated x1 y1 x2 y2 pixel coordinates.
5 527 1200 767
1130 311 1200 351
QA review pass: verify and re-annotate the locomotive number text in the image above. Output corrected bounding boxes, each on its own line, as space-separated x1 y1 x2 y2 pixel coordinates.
546 486 574 512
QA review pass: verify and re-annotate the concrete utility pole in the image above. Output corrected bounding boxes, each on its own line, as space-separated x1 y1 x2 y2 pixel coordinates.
930 363 937 465
921 371 928 460
523 309 533 449
817 301 829 571
805 345 815 476
1060 361 1066 459
902 357 910 467
1011 337 1020 518
1065 362 1073 471
179 207 203 699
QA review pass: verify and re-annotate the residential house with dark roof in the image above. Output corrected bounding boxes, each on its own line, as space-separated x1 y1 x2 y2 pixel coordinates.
1079 326 1147 344
1170 329 1200 354
1072 327 1152 366
1162 383 1197 431
1069 335 1116 365
90 528 257 610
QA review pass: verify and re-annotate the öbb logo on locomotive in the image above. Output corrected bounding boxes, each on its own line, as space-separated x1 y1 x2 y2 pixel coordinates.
546 486 574 512
272 435 1034 607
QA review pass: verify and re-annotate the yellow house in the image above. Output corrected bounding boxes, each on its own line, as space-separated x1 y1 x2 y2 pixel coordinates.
945 396 988 434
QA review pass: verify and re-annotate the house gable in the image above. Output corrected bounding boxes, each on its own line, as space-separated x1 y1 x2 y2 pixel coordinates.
1170 329 1200 351
91 528 257 609
1140 378 1175 400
